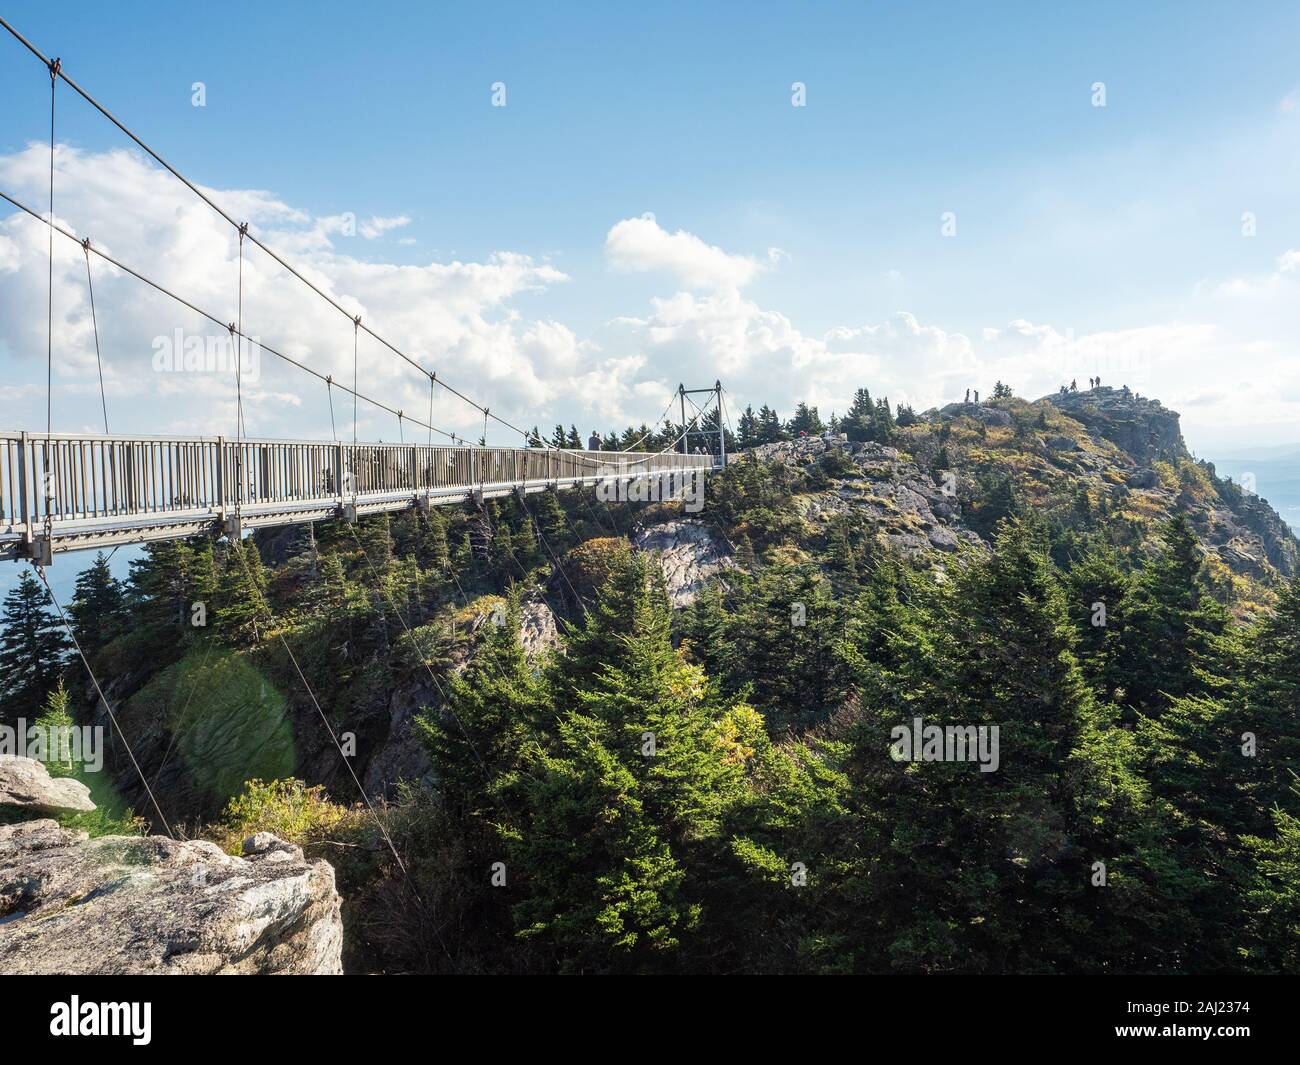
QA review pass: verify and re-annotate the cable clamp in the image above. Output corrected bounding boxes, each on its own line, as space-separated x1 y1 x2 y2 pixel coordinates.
48 57 61 81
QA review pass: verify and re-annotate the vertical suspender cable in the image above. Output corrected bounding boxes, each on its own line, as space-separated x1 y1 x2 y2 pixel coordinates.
235 223 247 441
46 58 57 442
352 317 359 448
43 58 60 545
82 239 108 433
232 222 248 518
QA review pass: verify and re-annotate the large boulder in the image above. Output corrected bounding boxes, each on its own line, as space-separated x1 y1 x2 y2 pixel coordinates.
0 820 343 975
0 756 95 815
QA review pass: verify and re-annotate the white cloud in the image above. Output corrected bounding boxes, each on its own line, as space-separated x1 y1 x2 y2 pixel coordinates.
605 213 774 290
3 153 1298 454
0 145 573 441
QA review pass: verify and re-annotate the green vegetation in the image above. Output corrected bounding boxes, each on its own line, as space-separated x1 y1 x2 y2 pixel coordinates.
3 391 1298 974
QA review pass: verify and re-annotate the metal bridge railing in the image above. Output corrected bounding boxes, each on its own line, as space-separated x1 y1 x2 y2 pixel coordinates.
0 430 716 559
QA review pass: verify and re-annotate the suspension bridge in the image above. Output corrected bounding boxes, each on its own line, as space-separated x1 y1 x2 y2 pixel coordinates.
0 16 733 851
0 17 726 566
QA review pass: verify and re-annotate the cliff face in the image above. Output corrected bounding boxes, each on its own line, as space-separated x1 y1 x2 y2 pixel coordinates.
1038 388 1296 580
1042 387 1187 465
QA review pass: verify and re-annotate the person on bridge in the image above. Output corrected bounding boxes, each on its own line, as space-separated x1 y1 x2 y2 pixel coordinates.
587 430 602 451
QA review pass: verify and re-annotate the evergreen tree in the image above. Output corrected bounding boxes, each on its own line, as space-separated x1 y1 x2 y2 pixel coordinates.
737 405 760 449
213 540 267 644
843 388 875 442
500 559 752 971
68 552 129 655
414 508 451 574
359 512 395 571
0 570 69 716
788 402 824 436
32 679 76 775
1112 515 1223 717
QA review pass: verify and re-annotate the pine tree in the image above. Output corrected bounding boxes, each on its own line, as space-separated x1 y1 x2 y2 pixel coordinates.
1063 541 1132 700
549 545 669 704
1112 514 1223 717
841 517 1168 972
420 590 551 812
127 540 194 630
500 560 751 971
0 570 70 716
788 402 824 436
532 489 572 556
844 388 874 442
213 540 267 644
414 508 451 573
68 552 129 655
1242 796 1300 973
359 512 395 570
716 563 847 730
33 679 76 776
737 405 760 449
317 552 350 612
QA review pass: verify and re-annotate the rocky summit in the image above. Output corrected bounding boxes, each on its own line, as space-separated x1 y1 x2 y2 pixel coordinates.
745 388 1296 602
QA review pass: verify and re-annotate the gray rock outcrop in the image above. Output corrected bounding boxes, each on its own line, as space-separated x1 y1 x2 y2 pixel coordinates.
0 819 343 975
0 756 95 815
634 520 734 607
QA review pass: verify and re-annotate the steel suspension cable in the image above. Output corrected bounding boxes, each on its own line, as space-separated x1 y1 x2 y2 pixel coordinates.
352 317 359 449
0 17 668 467
35 566 175 838
81 239 109 433
0 189 456 441
45 56 58 446
225 538 417 882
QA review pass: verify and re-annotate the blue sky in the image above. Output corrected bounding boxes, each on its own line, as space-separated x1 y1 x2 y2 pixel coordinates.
2 1 1300 459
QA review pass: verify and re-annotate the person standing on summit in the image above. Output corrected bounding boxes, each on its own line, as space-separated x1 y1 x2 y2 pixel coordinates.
587 430 602 451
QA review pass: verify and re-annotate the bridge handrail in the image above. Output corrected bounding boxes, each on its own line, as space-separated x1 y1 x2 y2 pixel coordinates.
0 431 714 539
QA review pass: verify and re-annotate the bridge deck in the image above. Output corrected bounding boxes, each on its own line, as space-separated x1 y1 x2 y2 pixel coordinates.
0 431 716 561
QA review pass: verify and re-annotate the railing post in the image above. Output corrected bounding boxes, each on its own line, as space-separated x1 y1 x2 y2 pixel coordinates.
17 431 31 545
215 436 226 522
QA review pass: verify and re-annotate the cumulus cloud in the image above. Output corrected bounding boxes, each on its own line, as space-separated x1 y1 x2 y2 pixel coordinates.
0 144 572 440
605 213 775 290
3 153 1298 452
